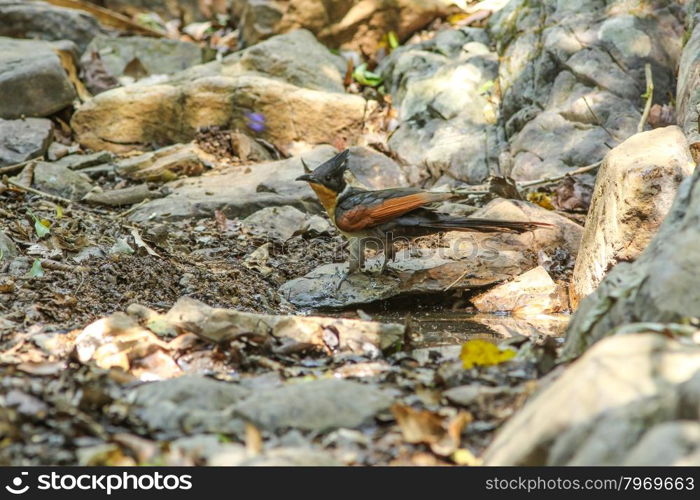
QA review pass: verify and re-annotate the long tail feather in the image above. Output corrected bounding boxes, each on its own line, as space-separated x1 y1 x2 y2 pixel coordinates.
427 217 553 234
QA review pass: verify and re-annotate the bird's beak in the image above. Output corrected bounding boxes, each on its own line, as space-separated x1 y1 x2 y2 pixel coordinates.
296 174 314 182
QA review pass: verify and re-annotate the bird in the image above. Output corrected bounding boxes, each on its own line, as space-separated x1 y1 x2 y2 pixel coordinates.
296 149 552 281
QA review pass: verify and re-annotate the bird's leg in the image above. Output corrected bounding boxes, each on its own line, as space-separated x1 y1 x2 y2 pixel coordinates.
380 241 394 274
348 237 362 274
337 238 362 291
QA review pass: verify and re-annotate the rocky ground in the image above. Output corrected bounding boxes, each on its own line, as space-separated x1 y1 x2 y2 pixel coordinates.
1 0 700 466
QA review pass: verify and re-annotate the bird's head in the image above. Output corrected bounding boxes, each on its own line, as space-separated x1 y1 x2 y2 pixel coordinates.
296 149 350 195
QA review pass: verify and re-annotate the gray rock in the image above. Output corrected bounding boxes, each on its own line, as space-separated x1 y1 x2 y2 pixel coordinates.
0 0 104 52
168 29 345 93
33 162 93 200
0 231 18 261
242 205 310 243
490 0 683 181
234 378 393 432
443 384 522 407
345 146 409 188
623 421 700 466
223 29 346 92
564 158 700 359
53 151 114 170
570 127 694 308
0 37 77 119
128 146 336 221
484 334 700 465
235 0 284 48
128 375 249 436
46 142 71 161
380 28 502 185
7 256 29 276
0 118 53 167
82 35 203 80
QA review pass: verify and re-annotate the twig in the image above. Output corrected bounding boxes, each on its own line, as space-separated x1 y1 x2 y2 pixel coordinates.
638 63 654 133
41 259 89 273
450 187 490 196
450 161 601 196
114 198 150 219
582 96 615 141
0 157 42 176
4 178 73 204
444 269 472 291
518 161 602 188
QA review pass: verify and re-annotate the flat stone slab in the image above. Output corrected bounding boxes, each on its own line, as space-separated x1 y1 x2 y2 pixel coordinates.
0 117 53 167
234 378 393 432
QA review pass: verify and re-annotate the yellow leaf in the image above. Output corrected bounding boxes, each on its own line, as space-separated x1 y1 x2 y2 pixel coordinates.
452 448 483 466
527 192 555 210
460 339 516 369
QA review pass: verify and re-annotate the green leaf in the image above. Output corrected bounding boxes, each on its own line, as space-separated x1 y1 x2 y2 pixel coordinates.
352 63 383 87
0 248 4 262
28 259 44 278
27 210 50 238
478 80 495 94
388 31 399 50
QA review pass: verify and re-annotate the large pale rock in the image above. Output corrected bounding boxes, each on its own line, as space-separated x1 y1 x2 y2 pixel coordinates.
380 28 501 185
281 200 581 309
0 118 53 167
159 296 404 353
564 163 700 359
72 74 365 153
570 127 695 309
490 0 683 181
82 35 203 80
484 334 700 465
623 421 700 466
677 9 700 163
0 37 77 119
472 266 566 314
0 0 104 52
72 31 356 152
233 378 393 432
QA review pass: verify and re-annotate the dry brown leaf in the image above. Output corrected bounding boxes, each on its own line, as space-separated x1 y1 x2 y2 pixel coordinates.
81 51 120 95
245 423 263 456
391 403 472 456
53 47 92 102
